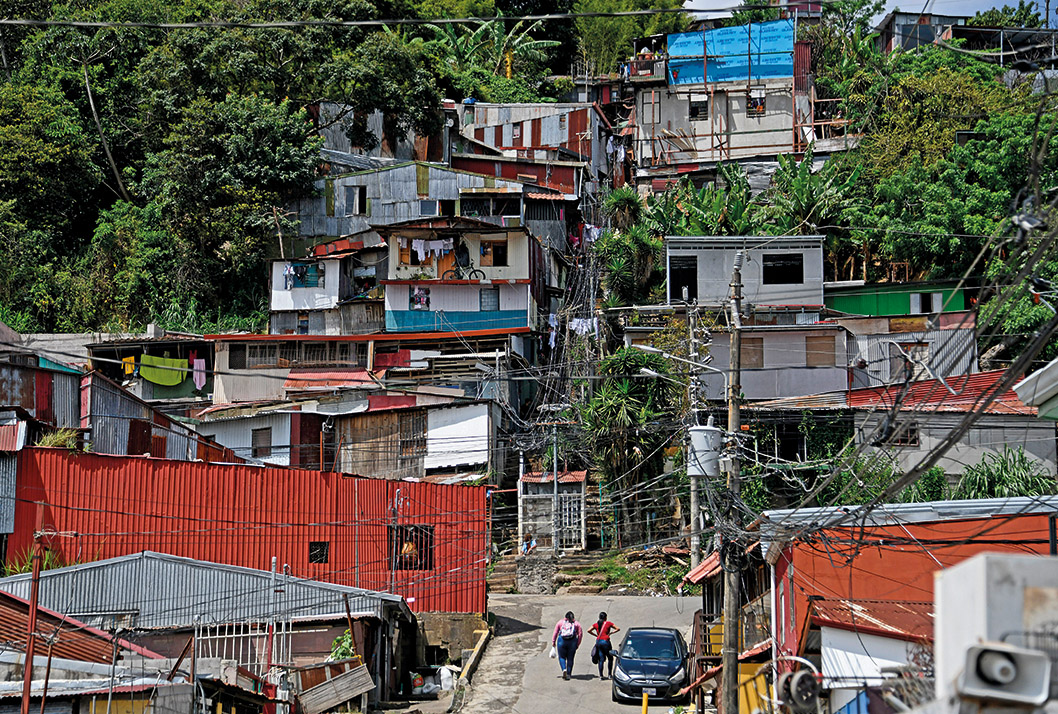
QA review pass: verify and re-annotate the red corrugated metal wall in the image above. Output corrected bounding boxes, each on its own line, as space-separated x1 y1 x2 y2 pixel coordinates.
11 448 487 614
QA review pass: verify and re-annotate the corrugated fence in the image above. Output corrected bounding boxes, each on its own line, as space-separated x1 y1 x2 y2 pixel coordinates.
11 448 487 614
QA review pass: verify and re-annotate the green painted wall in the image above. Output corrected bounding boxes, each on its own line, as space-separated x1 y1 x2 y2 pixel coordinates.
825 286 966 316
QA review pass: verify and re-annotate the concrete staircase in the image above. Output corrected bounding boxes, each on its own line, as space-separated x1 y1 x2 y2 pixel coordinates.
555 552 610 595
486 555 517 593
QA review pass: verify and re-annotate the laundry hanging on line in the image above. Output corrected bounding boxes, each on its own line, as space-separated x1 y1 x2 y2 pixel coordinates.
192 359 207 390
139 354 187 387
569 317 598 336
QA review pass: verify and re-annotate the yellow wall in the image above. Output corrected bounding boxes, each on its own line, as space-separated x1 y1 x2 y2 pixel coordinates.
738 663 771 714
88 699 149 714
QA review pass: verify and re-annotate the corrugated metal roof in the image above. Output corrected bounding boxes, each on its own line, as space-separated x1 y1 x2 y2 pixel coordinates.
284 368 382 392
761 496 1058 551
748 392 850 410
0 589 162 662
521 470 587 484
847 369 1033 415
0 551 411 630
0 422 26 451
811 599 933 641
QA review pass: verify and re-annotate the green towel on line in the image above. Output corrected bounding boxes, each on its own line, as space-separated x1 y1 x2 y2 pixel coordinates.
139 354 186 386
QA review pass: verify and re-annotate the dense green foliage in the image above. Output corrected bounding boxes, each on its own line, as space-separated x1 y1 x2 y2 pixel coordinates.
582 348 681 544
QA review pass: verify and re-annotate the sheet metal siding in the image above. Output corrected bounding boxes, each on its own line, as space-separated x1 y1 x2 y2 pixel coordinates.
0 455 14 534
11 449 486 613
849 327 976 386
0 365 78 428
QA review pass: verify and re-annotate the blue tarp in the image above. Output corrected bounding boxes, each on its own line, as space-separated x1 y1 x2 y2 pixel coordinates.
667 19 794 85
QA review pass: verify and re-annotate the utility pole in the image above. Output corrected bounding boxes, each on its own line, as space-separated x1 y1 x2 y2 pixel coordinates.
552 419 559 553
21 536 42 714
721 252 743 714
688 300 701 568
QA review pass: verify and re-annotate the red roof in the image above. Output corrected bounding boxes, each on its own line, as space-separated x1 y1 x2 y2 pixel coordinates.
683 551 721 584
848 370 1033 416
521 470 587 484
0 590 162 662
283 368 382 392
310 236 383 257
810 598 933 641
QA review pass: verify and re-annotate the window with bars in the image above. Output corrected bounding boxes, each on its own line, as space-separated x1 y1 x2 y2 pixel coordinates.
247 344 279 368
251 427 272 458
388 524 434 570
480 287 500 311
399 411 427 458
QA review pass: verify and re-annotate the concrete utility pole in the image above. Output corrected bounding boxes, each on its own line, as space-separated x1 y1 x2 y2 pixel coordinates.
721 252 743 714
552 418 560 553
688 301 701 568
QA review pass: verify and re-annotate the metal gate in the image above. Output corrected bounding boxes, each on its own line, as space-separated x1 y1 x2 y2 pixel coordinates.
558 493 582 549
194 619 294 677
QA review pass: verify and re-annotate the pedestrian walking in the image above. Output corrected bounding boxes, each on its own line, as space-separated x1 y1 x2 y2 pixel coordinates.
588 612 620 679
551 610 583 680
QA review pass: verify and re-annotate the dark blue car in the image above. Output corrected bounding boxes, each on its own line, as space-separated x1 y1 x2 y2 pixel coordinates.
611 627 690 703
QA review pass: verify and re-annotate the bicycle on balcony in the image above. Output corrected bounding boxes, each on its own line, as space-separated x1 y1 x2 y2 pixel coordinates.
441 241 486 281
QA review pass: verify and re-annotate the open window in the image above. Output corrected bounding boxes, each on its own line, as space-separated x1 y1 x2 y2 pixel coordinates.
285 262 325 289
345 185 368 216
669 255 698 302
479 240 508 267
388 524 434 570
762 254 804 285
399 241 430 266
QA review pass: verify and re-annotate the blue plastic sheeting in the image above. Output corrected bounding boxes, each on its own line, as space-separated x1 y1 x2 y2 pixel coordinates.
667 19 794 85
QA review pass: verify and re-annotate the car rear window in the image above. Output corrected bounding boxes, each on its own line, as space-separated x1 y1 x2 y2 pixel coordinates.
620 633 679 660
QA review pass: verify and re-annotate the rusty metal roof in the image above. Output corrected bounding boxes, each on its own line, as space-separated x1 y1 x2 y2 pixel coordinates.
0 589 162 662
749 370 1032 415
284 368 383 392
810 598 933 641
848 369 1033 415
521 470 587 484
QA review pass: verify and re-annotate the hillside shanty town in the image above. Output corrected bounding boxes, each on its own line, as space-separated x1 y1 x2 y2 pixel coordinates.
3 0 1058 712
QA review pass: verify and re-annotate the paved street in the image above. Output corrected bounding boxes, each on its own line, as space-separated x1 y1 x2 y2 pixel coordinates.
463 594 695 714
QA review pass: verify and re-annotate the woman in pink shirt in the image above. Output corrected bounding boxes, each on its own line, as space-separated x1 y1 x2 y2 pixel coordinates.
551 611 583 680
588 612 620 679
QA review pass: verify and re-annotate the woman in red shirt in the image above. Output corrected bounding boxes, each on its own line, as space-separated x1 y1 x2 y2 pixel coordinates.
588 612 620 679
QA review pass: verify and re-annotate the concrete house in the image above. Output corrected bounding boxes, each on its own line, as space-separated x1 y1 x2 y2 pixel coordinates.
269 235 388 336
378 217 547 333
517 470 588 552
666 235 824 307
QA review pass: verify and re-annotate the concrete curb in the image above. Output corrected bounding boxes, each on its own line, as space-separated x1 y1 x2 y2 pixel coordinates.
457 627 491 687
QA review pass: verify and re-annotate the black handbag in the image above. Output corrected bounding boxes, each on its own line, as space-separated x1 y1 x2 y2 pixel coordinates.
590 643 599 664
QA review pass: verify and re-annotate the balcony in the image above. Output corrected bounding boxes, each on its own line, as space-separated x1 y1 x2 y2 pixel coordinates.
628 56 667 82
